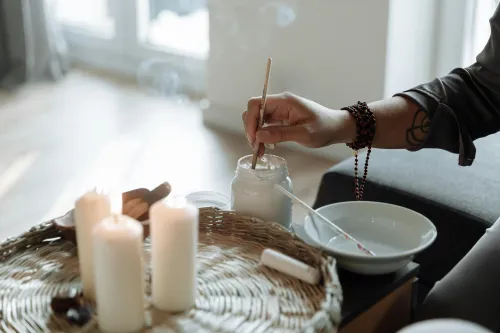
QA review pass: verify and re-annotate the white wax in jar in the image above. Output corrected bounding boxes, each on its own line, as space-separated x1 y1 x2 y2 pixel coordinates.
231 154 293 228
93 215 145 333
74 191 112 301
261 249 320 285
150 196 198 312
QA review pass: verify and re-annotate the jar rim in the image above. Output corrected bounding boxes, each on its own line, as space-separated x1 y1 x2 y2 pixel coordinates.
236 154 288 180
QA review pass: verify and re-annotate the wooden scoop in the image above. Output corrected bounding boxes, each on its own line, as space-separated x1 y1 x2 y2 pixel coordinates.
53 182 172 243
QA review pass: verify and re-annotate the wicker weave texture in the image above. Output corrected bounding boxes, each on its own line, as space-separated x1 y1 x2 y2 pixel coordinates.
0 208 342 333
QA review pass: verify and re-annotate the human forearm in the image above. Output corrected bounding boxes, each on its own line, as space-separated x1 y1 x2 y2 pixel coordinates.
343 62 500 166
339 96 426 150
348 60 500 166
340 62 500 166
369 96 428 149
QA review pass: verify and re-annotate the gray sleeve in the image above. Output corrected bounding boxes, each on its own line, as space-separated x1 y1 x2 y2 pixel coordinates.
394 4 500 166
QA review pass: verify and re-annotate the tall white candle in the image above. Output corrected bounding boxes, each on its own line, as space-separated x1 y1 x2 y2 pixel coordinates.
74 190 111 301
151 196 198 312
93 215 145 333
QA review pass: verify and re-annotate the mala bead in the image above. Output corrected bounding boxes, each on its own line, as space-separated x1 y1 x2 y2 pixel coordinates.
341 102 376 201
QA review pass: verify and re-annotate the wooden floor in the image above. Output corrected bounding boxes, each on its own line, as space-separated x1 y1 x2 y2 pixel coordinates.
0 70 335 240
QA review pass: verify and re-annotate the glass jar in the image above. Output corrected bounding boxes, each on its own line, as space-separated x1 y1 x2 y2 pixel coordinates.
231 154 293 229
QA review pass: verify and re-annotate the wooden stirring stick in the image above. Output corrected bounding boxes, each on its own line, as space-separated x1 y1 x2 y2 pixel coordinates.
274 184 376 256
251 57 273 169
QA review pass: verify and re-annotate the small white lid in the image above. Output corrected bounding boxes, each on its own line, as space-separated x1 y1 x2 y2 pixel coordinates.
185 191 230 210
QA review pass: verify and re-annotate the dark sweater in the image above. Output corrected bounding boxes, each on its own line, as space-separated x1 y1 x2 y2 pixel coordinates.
396 4 500 166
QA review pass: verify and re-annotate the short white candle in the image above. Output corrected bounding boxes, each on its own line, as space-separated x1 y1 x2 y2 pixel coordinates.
93 215 145 333
261 249 320 285
150 196 198 312
74 190 111 301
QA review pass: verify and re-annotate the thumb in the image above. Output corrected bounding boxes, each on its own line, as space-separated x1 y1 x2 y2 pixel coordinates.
256 125 307 144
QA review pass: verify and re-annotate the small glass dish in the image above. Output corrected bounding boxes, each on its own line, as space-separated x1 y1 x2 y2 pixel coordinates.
185 191 230 210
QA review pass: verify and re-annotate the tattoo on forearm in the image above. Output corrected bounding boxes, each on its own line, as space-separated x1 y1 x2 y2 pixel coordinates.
406 108 431 149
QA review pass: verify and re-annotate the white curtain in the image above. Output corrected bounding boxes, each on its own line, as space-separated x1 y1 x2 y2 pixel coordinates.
0 0 69 89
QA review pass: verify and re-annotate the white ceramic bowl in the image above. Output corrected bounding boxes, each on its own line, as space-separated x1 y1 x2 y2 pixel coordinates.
304 201 437 275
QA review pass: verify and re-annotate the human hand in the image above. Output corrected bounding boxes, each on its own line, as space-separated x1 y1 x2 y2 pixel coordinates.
243 92 356 157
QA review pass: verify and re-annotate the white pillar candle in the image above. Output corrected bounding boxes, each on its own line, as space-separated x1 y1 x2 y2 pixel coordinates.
261 249 320 285
93 215 145 333
74 190 112 301
150 196 198 312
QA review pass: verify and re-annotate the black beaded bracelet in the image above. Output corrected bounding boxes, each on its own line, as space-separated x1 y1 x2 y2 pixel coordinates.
341 101 376 150
341 102 377 201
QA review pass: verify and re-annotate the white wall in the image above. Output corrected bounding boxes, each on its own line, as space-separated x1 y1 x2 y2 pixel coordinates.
384 0 470 93
383 0 438 97
203 0 459 161
434 0 470 77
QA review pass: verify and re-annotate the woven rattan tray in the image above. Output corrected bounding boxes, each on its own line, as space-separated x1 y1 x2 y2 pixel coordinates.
0 207 342 333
